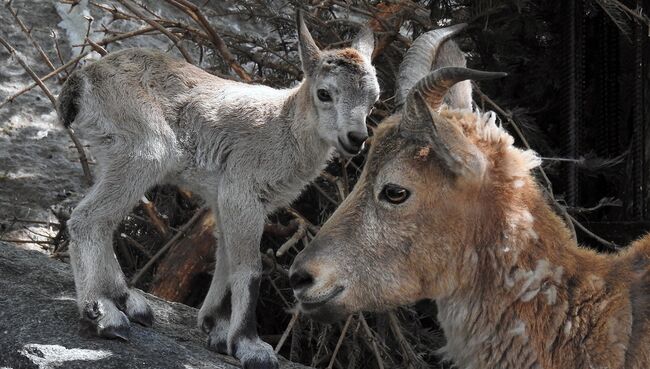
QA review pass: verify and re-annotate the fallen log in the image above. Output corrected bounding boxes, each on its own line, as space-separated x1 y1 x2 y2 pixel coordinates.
149 212 300 304
150 210 216 303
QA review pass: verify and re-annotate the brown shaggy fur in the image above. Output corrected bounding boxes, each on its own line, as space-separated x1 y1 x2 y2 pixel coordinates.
336 48 365 63
293 107 650 369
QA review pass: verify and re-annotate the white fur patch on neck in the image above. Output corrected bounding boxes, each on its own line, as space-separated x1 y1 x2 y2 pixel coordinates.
436 296 537 369
507 259 563 303
509 319 528 339
506 207 539 246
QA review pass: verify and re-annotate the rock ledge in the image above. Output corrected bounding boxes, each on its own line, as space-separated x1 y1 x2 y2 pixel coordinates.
0 241 308 369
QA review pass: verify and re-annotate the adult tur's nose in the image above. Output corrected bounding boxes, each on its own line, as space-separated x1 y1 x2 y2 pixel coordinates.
289 268 315 291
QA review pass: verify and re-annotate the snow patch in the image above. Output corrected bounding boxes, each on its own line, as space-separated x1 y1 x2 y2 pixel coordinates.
52 295 76 302
55 0 99 60
4 169 37 180
34 130 49 140
19 344 112 369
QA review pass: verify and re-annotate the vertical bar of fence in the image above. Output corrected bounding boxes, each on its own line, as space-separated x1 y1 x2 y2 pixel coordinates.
644 0 650 220
566 0 585 207
633 0 645 219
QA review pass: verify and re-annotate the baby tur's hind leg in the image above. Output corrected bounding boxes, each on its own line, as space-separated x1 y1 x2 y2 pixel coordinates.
68 146 169 339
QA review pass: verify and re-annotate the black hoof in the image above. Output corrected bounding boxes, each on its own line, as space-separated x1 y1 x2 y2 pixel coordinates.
207 336 228 355
99 323 130 341
241 356 280 369
201 316 214 334
124 290 155 327
235 340 279 369
80 299 131 341
129 306 154 327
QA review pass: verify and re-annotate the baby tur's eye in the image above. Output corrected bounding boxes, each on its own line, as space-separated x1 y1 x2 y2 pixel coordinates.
317 89 332 102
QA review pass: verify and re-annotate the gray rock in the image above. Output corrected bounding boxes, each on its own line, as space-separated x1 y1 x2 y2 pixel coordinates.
0 241 309 369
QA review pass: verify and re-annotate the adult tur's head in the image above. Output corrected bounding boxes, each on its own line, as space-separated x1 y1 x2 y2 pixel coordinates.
290 24 514 321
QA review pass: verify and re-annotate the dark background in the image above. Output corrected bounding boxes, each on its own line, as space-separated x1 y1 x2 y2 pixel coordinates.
434 0 650 249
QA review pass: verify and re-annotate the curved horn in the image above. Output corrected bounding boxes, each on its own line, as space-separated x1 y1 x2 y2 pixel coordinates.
433 41 472 109
409 67 507 111
395 24 467 107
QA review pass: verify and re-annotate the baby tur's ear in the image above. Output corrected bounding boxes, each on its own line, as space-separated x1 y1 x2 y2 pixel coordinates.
296 10 321 77
351 26 374 61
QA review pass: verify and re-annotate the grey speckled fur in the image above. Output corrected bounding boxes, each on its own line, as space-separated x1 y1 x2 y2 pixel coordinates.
55 13 378 369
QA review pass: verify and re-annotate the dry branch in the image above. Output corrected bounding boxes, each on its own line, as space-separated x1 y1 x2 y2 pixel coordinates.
85 37 107 56
163 0 251 81
0 49 90 108
5 0 57 72
130 207 209 286
90 1 138 22
51 30 69 76
276 219 307 257
140 196 171 239
387 312 421 369
1 218 59 226
264 220 299 238
115 0 194 63
267 274 292 308
0 239 55 244
121 233 153 258
275 311 300 354
327 315 354 369
149 209 215 301
359 313 386 369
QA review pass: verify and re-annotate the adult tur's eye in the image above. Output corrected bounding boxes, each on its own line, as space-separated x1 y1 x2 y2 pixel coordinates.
381 184 410 204
317 89 332 102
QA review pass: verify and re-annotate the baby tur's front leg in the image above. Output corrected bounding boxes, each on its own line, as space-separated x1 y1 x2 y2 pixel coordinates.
198 190 278 369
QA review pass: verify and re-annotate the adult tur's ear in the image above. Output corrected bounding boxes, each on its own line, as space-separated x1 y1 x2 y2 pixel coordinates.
401 90 486 178
352 26 374 61
296 10 321 77
399 91 485 177
399 67 507 178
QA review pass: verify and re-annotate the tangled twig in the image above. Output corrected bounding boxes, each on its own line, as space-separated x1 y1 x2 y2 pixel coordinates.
115 0 194 63
163 0 251 81
129 207 209 286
